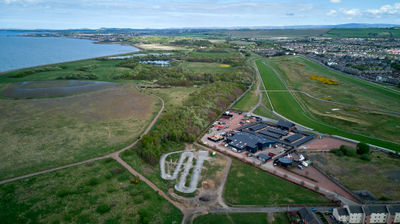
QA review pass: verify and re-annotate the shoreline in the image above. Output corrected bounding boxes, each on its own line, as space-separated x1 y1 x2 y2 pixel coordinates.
0 36 141 74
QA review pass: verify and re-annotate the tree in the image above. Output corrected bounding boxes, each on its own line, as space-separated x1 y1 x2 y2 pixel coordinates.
356 142 370 155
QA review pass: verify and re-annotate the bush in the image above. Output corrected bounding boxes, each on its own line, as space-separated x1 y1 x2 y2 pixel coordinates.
96 203 111 214
340 145 356 157
57 189 74 197
87 177 100 186
331 148 344 157
360 154 370 161
357 142 370 155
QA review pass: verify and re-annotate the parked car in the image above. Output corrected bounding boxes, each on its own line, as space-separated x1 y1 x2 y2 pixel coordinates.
297 165 303 170
311 208 317 212
268 152 276 157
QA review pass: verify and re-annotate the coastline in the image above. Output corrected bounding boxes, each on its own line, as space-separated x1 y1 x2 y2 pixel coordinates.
0 36 141 74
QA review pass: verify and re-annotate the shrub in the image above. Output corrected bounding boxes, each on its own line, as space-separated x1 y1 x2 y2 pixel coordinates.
360 154 370 161
357 142 370 155
339 145 356 157
87 177 100 186
57 189 74 197
96 203 111 214
331 149 344 157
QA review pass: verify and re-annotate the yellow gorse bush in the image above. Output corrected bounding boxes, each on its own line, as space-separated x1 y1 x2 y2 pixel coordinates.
305 74 339 85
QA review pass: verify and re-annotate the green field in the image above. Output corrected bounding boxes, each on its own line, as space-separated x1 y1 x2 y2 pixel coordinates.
0 85 158 180
253 106 280 120
232 88 258 112
193 212 289 224
181 62 234 74
0 159 183 223
308 151 400 201
256 57 400 151
223 160 330 206
324 28 400 38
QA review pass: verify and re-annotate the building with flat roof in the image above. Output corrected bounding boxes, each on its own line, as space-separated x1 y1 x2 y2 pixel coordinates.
226 132 275 153
298 207 323 224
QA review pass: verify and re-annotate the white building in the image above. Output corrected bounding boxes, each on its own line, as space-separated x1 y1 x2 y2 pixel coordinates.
364 205 388 223
345 205 365 224
388 205 400 224
333 207 349 223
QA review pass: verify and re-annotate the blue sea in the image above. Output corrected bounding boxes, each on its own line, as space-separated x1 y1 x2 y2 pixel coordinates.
0 31 138 72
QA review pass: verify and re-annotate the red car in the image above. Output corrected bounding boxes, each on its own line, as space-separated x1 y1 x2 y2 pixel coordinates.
268 152 276 157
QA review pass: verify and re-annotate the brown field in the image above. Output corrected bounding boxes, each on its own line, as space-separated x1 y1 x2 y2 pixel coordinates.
308 151 400 200
0 84 158 180
135 43 183 50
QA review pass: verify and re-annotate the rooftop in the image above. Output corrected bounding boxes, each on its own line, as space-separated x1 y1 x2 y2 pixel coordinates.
348 206 364 214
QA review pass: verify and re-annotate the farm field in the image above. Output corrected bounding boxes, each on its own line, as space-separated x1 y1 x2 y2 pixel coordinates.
308 151 400 201
193 212 289 224
256 58 400 151
223 160 330 206
0 84 158 180
323 28 400 38
0 159 183 224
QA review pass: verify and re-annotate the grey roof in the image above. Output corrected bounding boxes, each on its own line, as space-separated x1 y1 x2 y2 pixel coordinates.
278 120 295 129
298 208 323 224
227 132 273 150
278 157 293 165
364 205 388 215
388 205 400 215
267 127 288 136
259 130 281 139
348 206 364 214
284 133 303 143
249 123 267 131
338 208 349 216
258 153 271 160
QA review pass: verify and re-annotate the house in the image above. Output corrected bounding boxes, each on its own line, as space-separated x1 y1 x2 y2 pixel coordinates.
333 207 350 223
298 207 323 224
364 205 388 224
345 205 365 224
277 120 295 132
387 205 400 223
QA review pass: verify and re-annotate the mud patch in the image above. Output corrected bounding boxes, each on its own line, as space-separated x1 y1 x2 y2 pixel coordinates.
2 80 116 98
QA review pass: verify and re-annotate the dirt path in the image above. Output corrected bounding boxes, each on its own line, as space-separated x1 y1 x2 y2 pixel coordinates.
0 92 165 185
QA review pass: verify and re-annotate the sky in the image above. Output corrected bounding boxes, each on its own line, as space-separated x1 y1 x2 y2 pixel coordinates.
0 0 399 29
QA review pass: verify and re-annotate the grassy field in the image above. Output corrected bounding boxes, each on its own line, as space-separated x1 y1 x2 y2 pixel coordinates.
232 81 258 112
308 151 400 201
193 212 290 224
0 159 183 223
0 85 158 180
323 28 400 38
223 160 330 206
253 106 280 120
256 57 400 150
181 62 234 74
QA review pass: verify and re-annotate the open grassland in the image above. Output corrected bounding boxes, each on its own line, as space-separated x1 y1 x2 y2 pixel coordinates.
253 106 280 120
193 212 289 224
308 151 400 200
181 62 234 74
224 160 330 206
256 58 400 150
0 159 182 224
323 28 400 38
0 85 158 180
216 29 330 39
267 56 400 112
0 59 132 83
232 87 258 112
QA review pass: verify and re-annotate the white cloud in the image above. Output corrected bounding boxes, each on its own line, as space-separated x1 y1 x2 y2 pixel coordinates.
367 3 400 15
2 0 40 4
326 9 337 16
330 0 342 3
340 8 361 17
